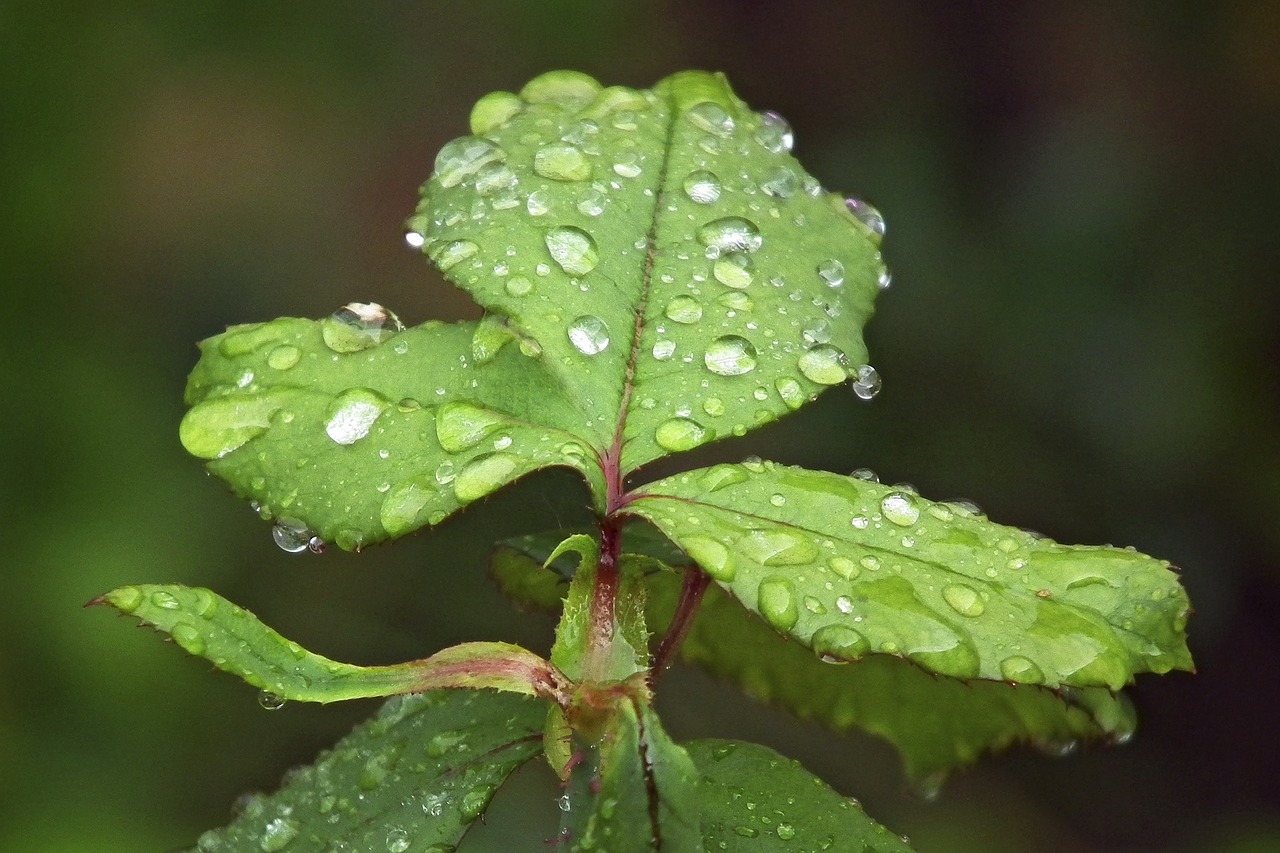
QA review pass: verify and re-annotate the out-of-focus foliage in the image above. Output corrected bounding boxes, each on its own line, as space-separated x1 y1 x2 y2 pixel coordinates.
6 3 1278 851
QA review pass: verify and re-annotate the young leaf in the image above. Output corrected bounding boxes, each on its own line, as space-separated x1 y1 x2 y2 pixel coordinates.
186 690 544 852
182 70 886 547
627 460 1192 690
93 584 568 703
649 575 1137 784
565 700 701 851
687 739 915 851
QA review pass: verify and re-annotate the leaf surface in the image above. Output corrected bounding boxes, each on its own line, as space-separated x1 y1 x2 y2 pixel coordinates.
94 584 567 703
182 71 885 547
628 460 1193 690
185 690 544 852
688 739 915 851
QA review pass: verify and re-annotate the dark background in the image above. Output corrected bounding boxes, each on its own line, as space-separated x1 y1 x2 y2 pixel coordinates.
4 3 1278 851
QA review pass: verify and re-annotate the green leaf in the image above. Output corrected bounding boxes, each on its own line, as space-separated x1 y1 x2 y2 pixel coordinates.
567 700 701 851
628 459 1192 690
186 690 544 852
183 70 886 547
94 584 568 703
687 739 915 851
648 574 1137 783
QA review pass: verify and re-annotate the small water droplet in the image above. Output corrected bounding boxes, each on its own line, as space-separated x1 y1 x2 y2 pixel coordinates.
557 794 572 812
835 595 854 614
384 828 411 853
1000 656 1045 684
533 143 591 182
687 101 735 137
266 345 301 371
525 189 551 216
434 402 505 453
754 110 794 153
713 252 755 288
453 452 519 503
878 267 893 290
851 468 878 482
258 691 286 711
776 377 807 410
812 624 868 663
149 589 181 609
705 335 758 376
738 529 819 566
428 239 480 273
321 303 403 353
769 493 786 506
474 161 518 196
828 556 859 580
816 258 845 287
272 519 318 554
775 823 797 841
845 197 885 245
700 464 749 491
567 315 609 354
758 577 799 631
170 622 205 655
760 166 797 198
652 339 676 360
576 188 606 216
612 152 642 178
664 295 703 323
698 217 762 254
505 275 533 297
434 136 505 188
798 344 848 385
404 230 425 249
655 417 711 451
942 583 985 617
702 397 726 416
880 492 920 526
851 364 882 400
545 226 598 275
379 482 432 537
683 170 722 204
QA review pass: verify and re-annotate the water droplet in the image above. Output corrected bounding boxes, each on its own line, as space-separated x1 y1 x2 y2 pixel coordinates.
1000 656 1045 684
655 417 711 451
434 402 504 453
705 335 758 376
109 586 144 614
545 226 598 275
272 519 318 554
713 252 754 288
474 161 517 196
404 230 425 249
942 583 985 617
851 364 882 400
859 555 881 571
458 786 493 822
258 691 286 711
379 481 432 537
453 452 518 503
699 464 749 491
577 189 606 216
505 275 533 297
878 267 893 290
612 152 642 178
754 110 794 153
533 143 591 182
769 493 786 506
851 467 878 482
798 344 848 385
776 823 797 841
760 166 797 198
702 397 726 416
828 556 859 580
816 258 845 288
525 189 551 216
434 136 505 188
557 794 572 812
681 535 734 581
717 290 753 311
758 577 799 631
428 239 480 272
325 389 388 445
267 345 301 371
567 315 609 354
664 295 703 323
698 217 762 254
321 303 403 353
835 595 854 614
687 101 735 137
776 377 807 410
880 492 920 526
384 828 411 852
652 339 676 360
845 197 885 245
811 625 868 663
149 589 181 609
171 622 205 655
738 530 819 566
683 170 722 203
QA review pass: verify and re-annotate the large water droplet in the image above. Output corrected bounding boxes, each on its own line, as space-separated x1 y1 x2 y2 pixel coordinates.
845 197 885 245
434 136 505 188
699 464 749 491
325 389 388 445
851 364 882 400
687 102 735 137
681 535 735 581
880 492 920 526
655 417 711 452
576 188 606 216
257 691 287 712
683 170 722 204
545 226 598 275
713 252 755 289
698 217 762 254
1000 655 1045 684
321 303 403 353
272 519 323 554
380 481 432 537
384 829 411 853
567 315 609 354
267 345 301 371
453 452 518 503
811 624 869 663
705 335 758 376
434 402 505 452
760 166 798 198
942 583 985 617
664 295 703 324
474 161 517 196
754 110 794 153
758 577 799 631
505 275 533 297
775 377 807 410
828 555 859 580
652 339 676 360
170 622 205 655
798 344 848 385
816 259 845 287
612 152 642 178
533 143 591 182
738 529 820 566
427 239 479 272
525 189 551 216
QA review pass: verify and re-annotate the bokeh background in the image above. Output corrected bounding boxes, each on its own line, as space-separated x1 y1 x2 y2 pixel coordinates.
4 3 1278 851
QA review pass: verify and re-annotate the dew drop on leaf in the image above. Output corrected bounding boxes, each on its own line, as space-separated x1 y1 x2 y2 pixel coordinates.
170 622 205 655
775 377 807 409
681 535 735 581
321 302 403 353
567 315 609 354
428 239 480 272
149 589 180 609
942 583 985 618
698 216 762 255
257 691 287 711
757 576 799 631
755 110 794 153
474 161 518 196
652 339 676 360
704 335 758 376
880 492 920 527
702 397 726 416
798 344 848 385
434 402 505 453
272 519 316 553
664 295 703 324
850 364 882 400
504 275 533 297
760 166 797 198
738 529 819 566
434 136 505 188
384 828 411 853
576 189 606 216
612 152 642 178
699 464 749 492
266 345 301 371
379 482 431 537
999 656 1045 684
325 389 388 445
683 169 722 204
453 452 519 503
828 556 859 580
844 197 886 245
533 143 591 182
811 624 869 664
816 258 845 288
545 226 599 275
654 417 711 451
687 101 735 137
713 252 755 288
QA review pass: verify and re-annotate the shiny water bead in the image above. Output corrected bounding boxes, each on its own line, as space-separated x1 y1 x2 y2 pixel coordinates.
428 239 479 272
797 344 848 385
851 364 882 400
687 101 735 137
321 302 403 353
325 389 387 445
845 197 886 245
434 136 505 188
474 161 518 196
754 110 794 153
655 417 711 451
567 315 609 354
713 252 755 289
697 217 763 255
704 335 758 376
544 226 599 275
533 143 591 182
760 166 798 198
664 295 704 324
816 258 844 287
683 170 722 204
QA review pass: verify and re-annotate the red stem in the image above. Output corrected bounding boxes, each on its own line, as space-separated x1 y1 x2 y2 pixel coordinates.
650 567 710 687
583 514 623 681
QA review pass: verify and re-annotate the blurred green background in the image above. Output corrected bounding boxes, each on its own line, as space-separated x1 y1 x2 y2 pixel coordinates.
4 2 1278 851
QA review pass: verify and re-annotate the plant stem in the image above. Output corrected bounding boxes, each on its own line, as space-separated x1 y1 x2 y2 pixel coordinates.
582 514 623 681
650 567 709 687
